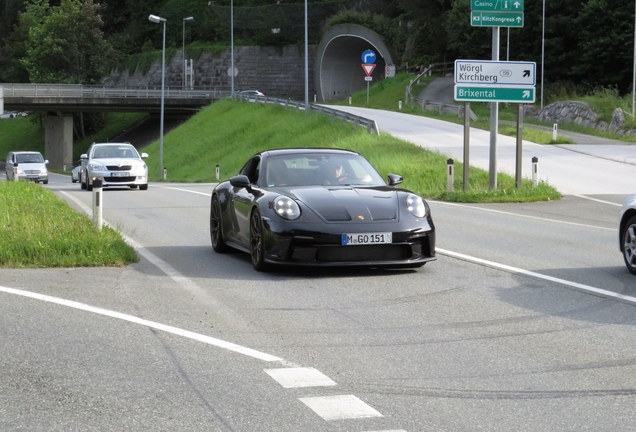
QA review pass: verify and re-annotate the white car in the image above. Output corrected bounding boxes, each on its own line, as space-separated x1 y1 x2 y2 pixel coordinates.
80 142 148 191
619 194 636 274
5 151 48 184
71 163 81 183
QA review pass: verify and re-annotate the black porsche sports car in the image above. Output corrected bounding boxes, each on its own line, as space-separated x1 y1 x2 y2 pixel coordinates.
210 148 436 271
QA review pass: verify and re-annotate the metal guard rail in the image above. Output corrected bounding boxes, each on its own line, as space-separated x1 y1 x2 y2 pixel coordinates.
237 94 380 135
0 83 229 99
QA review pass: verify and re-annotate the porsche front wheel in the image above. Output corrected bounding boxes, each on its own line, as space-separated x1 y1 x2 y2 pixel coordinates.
622 216 636 275
250 209 268 272
210 196 229 253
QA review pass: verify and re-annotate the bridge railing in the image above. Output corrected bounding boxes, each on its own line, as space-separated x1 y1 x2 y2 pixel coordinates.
236 94 380 135
0 83 229 99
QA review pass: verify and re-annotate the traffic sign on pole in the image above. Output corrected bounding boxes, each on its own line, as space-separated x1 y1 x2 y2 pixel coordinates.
361 49 376 64
454 85 535 103
455 60 536 86
471 0 524 11
471 11 523 27
362 64 376 77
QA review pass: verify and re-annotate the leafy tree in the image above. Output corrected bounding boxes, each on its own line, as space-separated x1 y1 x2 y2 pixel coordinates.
21 0 117 84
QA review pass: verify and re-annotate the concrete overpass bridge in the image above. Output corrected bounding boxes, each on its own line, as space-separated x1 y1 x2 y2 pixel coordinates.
1 83 226 169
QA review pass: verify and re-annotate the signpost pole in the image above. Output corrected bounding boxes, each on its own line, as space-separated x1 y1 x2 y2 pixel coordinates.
489 27 500 190
516 104 524 188
463 102 470 191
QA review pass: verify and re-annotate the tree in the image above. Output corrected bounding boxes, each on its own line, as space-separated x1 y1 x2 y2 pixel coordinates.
21 0 117 84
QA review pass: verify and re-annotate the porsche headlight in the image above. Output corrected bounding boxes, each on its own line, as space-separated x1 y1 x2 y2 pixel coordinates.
406 194 427 218
274 196 301 220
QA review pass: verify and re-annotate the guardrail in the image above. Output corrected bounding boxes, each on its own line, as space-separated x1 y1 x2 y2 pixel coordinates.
0 83 229 99
237 94 380 135
404 63 477 121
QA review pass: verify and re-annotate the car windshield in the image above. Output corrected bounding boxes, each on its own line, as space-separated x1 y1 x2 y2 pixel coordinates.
264 153 386 187
92 145 138 159
16 153 44 163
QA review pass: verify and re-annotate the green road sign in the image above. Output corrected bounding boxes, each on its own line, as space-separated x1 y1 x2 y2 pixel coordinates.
471 0 524 12
471 11 524 27
454 85 535 103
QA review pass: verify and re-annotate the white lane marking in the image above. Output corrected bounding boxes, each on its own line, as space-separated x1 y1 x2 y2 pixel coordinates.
0 285 282 362
573 194 623 206
431 200 616 231
299 395 383 421
364 430 407 432
158 185 212 197
438 248 636 305
264 367 337 388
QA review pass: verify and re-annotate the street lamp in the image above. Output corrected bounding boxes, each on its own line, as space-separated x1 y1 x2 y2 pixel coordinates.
183 16 194 89
149 14 166 180
231 0 235 97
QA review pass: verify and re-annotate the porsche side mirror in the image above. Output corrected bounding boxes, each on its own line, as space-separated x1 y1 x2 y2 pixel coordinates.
387 173 403 186
230 174 251 189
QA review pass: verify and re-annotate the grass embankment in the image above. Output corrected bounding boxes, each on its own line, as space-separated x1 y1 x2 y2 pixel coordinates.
142 98 560 202
0 181 138 267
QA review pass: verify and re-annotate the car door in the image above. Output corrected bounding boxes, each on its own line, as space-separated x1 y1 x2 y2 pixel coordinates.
231 157 261 245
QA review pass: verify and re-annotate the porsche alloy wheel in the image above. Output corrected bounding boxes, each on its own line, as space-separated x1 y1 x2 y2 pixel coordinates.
623 216 636 275
210 196 229 253
250 210 268 272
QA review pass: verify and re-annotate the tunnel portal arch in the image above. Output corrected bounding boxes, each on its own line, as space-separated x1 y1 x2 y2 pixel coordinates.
314 24 396 102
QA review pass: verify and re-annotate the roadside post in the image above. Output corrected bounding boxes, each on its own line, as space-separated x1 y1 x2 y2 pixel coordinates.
92 177 103 230
553 123 558 141
12 162 18 181
463 102 470 191
216 164 220 180
163 167 167 180
447 159 454 192
516 104 524 188
532 157 538 187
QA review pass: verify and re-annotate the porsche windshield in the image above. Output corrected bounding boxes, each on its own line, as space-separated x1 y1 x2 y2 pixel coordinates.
264 154 386 187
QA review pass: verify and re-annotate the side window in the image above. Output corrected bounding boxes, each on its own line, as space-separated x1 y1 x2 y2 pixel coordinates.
239 157 261 184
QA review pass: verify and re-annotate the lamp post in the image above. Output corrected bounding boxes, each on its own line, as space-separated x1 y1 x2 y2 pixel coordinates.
231 0 235 97
149 14 166 180
541 0 546 109
304 0 308 111
183 16 194 89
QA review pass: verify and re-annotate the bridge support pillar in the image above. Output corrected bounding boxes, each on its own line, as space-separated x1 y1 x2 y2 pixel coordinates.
45 115 73 170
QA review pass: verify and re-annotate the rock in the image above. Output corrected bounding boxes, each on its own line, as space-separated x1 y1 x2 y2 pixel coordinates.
609 107 625 132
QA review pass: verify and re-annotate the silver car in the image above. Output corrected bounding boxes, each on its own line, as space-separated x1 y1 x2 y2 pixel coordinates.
619 194 636 275
80 143 148 191
5 151 49 184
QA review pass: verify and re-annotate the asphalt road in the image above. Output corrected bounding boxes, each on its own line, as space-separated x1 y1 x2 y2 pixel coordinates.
1 111 636 431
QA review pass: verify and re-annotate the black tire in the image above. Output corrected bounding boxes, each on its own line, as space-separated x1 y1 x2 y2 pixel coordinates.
139 184 148 191
43 180 48 185
81 172 87 190
622 216 636 275
130 185 138 189
250 209 269 271
87 178 93 192
210 196 229 253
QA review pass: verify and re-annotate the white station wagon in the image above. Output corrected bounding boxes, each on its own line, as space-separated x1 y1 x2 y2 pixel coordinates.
80 142 148 191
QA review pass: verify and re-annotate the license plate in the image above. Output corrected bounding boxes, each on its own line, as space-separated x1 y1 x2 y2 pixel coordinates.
341 232 392 246
110 172 129 177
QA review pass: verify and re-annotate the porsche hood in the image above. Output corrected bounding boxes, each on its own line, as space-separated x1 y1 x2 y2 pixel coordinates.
289 186 399 222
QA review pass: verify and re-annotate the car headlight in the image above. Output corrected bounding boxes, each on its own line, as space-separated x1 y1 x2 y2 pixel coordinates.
88 162 105 171
273 196 301 220
406 194 427 218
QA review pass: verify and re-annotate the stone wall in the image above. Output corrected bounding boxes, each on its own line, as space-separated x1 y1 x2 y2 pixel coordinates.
108 45 316 101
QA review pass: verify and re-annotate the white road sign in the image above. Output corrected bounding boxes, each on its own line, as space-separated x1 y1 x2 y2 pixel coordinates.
454 60 536 86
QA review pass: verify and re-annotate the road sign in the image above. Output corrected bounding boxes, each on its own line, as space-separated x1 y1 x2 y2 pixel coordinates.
365 76 373 81
455 60 535 86
471 0 524 11
454 85 535 103
361 49 376 64
471 11 523 27
362 64 376 77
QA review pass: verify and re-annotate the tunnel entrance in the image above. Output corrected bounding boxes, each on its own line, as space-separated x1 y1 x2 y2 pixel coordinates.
314 24 396 102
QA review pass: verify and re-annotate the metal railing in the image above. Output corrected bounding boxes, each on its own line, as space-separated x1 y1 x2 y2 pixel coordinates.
0 83 229 99
237 94 380 135
404 63 478 121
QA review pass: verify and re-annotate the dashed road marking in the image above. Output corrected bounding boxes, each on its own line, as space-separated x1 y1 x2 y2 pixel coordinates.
299 395 383 421
264 367 337 388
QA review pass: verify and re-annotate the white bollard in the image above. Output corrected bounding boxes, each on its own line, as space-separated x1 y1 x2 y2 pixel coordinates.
552 123 558 141
12 163 18 181
163 168 167 180
399 99 402 110
447 158 454 192
92 177 103 230
216 164 220 180
532 156 538 187
349 96 352 105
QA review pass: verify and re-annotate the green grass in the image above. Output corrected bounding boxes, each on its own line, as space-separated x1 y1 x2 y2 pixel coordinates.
142 98 561 202
0 181 138 268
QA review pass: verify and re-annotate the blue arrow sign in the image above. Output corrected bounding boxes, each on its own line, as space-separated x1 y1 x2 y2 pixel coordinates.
361 49 376 64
